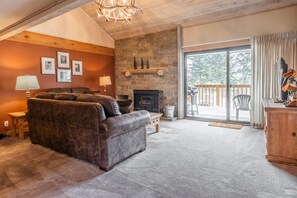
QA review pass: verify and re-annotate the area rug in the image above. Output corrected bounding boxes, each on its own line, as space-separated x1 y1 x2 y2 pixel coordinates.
209 122 242 129
1 120 297 198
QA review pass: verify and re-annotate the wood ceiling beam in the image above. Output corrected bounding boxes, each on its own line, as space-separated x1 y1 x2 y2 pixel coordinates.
6 31 115 56
0 0 93 41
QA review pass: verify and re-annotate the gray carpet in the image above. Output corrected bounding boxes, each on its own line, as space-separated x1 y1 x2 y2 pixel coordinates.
1 120 297 198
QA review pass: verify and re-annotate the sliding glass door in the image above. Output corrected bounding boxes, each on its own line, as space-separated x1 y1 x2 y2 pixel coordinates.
229 48 251 122
185 46 251 123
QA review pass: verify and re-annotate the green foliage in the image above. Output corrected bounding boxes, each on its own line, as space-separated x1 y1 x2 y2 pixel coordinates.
187 49 251 86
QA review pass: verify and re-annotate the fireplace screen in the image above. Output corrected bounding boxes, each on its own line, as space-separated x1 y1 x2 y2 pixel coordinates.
133 90 163 113
140 96 153 105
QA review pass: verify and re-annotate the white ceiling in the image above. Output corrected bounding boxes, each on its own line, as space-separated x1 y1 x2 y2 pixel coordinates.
0 0 93 40
0 0 60 30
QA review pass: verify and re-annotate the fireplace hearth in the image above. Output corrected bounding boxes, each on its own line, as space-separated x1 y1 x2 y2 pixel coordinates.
133 90 163 113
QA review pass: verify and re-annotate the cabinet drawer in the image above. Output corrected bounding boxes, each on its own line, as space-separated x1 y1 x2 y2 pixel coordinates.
267 112 297 161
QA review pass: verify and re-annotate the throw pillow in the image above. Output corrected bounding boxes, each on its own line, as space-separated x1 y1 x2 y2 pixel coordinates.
76 95 121 117
54 93 78 101
35 92 55 99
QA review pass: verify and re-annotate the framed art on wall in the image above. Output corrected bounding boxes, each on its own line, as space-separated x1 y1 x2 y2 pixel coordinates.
72 60 83 75
57 51 69 68
57 69 71 82
41 57 55 74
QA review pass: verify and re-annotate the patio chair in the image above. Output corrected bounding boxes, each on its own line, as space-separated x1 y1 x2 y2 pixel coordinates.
233 94 251 120
187 86 199 116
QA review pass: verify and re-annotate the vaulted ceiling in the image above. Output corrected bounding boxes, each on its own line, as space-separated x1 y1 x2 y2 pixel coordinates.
82 0 297 40
0 0 93 40
1 0 297 42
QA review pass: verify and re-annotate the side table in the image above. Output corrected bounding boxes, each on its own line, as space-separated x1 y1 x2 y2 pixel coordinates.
150 112 163 133
7 111 27 140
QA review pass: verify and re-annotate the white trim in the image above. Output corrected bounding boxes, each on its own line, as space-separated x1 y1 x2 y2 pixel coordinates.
177 25 184 119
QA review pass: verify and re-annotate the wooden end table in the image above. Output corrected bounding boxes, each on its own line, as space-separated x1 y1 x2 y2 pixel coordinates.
7 111 27 140
150 112 163 132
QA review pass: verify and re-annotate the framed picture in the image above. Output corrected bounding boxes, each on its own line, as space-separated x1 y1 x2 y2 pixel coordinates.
57 69 71 82
72 60 83 75
57 51 69 68
41 57 55 74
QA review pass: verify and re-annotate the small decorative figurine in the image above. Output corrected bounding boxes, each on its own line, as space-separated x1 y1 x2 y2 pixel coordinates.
146 60 149 69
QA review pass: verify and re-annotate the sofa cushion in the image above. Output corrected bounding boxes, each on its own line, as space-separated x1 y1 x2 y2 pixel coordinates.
76 95 121 117
54 93 78 101
71 87 91 94
35 92 56 99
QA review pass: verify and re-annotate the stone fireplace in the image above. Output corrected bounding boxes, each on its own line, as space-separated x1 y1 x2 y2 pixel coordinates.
133 90 163 113
115 29 178 115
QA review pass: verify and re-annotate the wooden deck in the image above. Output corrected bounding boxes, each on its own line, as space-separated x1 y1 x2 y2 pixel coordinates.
187 105 250 122
188 84 251 122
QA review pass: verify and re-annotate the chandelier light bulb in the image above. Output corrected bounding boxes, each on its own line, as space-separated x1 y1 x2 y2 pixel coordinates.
95 0 142 22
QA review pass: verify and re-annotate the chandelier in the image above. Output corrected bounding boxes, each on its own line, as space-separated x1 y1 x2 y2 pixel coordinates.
94 0 142 22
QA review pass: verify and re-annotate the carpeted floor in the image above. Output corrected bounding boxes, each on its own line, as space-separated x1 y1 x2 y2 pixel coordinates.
1 120 297 198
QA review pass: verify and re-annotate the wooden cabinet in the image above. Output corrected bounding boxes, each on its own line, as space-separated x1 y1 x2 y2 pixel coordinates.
263 99 297 165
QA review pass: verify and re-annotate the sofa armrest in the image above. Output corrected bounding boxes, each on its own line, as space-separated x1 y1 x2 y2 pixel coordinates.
99 110 150 139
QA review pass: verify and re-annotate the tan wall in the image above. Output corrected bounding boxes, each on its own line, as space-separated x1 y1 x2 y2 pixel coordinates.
29 8 115 48
115 30 178 114
183 5 297 47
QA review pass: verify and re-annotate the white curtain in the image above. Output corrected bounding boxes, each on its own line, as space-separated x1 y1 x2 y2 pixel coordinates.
251 32 297 128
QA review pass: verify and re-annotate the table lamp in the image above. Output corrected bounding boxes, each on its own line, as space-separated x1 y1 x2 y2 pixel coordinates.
15 75 40 99
99 76 111 95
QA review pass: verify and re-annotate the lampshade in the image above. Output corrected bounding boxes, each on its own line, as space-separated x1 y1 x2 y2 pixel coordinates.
99 76 112 86
15 75 40 90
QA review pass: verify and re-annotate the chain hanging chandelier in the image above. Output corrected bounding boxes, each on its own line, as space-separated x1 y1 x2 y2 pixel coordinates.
95 0 142 22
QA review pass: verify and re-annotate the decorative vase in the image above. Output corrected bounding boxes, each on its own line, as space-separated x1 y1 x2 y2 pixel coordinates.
141 58 144 69
146 60 149 69
133 56 137 69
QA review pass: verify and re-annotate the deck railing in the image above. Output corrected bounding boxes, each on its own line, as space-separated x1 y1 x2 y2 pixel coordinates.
192 84 251 108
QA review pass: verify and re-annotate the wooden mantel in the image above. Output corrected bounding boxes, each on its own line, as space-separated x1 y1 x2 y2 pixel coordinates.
122 67 168 77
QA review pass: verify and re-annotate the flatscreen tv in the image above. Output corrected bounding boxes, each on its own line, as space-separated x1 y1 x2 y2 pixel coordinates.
278 58 288 101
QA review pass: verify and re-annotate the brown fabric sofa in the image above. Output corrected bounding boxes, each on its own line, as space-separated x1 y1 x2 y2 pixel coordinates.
26 92 150 171
45 87 132 114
